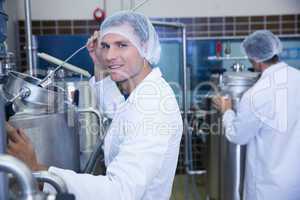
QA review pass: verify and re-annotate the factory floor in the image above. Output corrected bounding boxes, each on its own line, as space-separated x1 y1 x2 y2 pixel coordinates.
171 174 207 200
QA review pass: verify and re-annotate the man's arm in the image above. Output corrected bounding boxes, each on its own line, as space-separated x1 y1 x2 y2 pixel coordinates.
45 106 179 200
222 94 263 145
6 122 48 171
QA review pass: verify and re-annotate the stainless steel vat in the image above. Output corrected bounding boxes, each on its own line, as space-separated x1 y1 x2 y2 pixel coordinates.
207 71 259 200
0 94 8 200
3 70 104 176
221 72 259 102
1 71 80 172
3 71 65 112
57 79 104 172
9 108 80 172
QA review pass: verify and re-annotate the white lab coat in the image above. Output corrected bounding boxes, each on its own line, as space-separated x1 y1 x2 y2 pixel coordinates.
47 68 183 200
223 62 300 200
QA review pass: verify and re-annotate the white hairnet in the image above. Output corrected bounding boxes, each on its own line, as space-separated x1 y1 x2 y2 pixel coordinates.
99 11 161 66
241 30 283 63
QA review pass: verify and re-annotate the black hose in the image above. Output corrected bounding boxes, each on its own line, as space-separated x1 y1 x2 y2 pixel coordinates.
5 102 15 121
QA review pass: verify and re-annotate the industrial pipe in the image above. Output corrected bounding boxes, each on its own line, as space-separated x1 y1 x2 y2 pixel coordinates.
24 0 35 76
33 171 68 194
152 20 205 175
0 155 38 199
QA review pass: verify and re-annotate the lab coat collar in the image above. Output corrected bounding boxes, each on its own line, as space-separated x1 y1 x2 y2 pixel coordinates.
126 67 162 103
142 67 162 82
260 62 288 79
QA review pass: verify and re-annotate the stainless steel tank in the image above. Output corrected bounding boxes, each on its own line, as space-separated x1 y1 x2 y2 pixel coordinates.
0 94 8 200
76 81 103 172
207 71 259 200
56 78 104 172
2 71 81 172
9 108 80 171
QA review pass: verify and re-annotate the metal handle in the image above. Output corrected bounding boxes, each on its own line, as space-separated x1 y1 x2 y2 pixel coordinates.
6 87 31 103
77 107 106 174
0 155 38 198
83 136 105 174
32 171 68 194
77 107 104 139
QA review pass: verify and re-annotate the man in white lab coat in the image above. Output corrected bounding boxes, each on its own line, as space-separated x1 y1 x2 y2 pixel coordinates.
213 30 300 200
7 11 183 200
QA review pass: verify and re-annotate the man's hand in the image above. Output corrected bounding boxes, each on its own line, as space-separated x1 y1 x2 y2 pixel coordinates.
6 123 47 171
87 30 101 65
212 95 232 113
87 30 108 81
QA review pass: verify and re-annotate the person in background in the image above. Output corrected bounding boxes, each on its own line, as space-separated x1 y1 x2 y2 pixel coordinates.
213 30 300 200
7 10 183 200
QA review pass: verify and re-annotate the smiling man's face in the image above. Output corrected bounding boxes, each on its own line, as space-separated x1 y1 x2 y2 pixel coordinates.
98 32 145 83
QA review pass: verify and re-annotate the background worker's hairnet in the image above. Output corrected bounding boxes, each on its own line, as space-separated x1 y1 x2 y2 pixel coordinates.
241 30 283 63
99 11 161 66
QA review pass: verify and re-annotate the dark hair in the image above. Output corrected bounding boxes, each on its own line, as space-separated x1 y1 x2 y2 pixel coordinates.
262 55 280 65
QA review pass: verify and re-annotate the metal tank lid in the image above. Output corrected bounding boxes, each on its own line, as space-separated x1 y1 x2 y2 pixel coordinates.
222 71 260 86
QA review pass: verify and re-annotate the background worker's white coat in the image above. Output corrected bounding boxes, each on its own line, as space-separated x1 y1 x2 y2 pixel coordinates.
47 68 183 200
223 62 300 200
